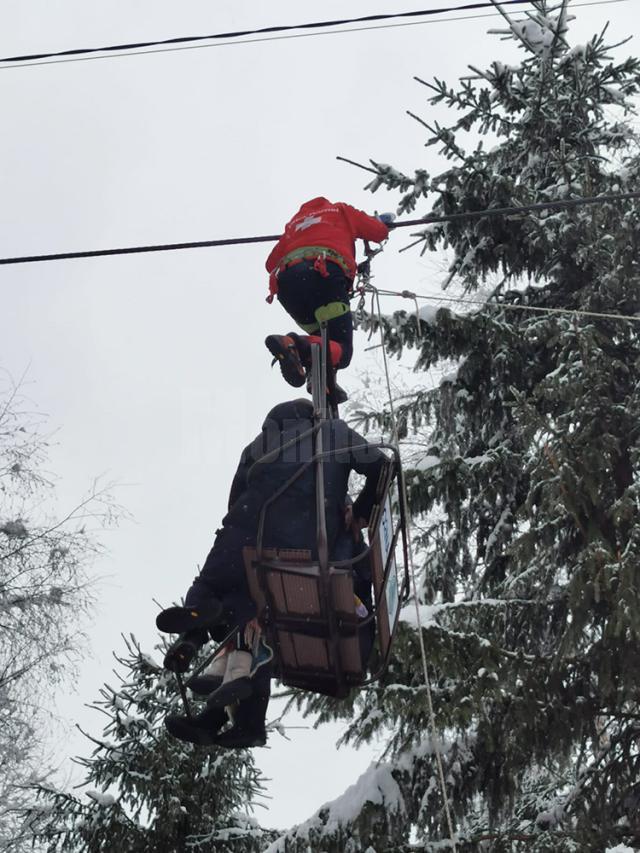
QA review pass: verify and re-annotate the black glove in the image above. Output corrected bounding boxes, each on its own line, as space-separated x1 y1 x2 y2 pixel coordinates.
163 632 203 673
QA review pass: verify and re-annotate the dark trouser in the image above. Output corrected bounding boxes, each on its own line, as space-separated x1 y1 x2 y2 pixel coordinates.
184 525 272 730
276 260 353 369
352 541 375 669
185 525 257 629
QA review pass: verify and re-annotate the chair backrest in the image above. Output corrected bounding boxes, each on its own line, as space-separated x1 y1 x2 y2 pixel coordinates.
243 546 364 697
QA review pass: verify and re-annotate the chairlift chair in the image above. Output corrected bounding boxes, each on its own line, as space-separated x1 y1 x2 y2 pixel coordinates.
242 324 410 698
171 324 410 714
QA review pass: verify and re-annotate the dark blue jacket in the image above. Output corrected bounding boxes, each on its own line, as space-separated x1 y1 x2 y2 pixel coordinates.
222 399 385 554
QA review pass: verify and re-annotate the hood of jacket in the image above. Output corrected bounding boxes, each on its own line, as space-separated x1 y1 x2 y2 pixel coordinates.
262 399 314 431
296 197 332 216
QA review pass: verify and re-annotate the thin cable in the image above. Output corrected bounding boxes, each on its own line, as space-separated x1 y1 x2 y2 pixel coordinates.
374 287 640 325
0 1 536 65
372 285 457 850
2 188 639 267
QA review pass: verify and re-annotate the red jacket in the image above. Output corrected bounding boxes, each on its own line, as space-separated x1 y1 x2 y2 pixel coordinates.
265 197 389 298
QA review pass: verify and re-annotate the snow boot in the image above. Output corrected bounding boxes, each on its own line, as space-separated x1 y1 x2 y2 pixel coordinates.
204 626 272 707
156 600 223 634
165 705 228 746
212 694 269 749
206 649 253 708
186 647 230 696
265 334 306 388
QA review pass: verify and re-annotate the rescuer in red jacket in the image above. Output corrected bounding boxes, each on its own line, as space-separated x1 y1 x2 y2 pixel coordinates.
264 197 393 402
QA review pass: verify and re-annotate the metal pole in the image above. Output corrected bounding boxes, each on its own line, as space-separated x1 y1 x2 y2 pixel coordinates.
319 323 328 421
175 672 193 719
312 333 344 690
311 342 329 572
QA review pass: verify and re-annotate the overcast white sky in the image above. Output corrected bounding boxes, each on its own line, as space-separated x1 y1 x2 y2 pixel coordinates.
1 0 637 832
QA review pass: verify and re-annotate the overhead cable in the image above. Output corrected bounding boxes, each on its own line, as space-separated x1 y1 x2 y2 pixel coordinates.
0 2 627 71
401 189 640 228
338 157 640 227
0 234 282 267
0 1 539 66
395 189 640 251
2 189 639 267
1 0 628 71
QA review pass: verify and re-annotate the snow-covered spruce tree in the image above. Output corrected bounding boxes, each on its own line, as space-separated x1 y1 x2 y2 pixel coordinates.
24 635 276 852
0 378 115 852
269 3 640 851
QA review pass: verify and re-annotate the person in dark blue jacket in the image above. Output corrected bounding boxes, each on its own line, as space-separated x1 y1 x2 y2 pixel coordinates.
158 398 385 748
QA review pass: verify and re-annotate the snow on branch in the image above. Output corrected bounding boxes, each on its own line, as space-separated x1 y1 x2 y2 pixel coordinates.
264 760 407 853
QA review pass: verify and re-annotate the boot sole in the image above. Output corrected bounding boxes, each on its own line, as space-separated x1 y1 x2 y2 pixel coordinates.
156 602 223 634
265 336 306 388
165 712 226 745
212 730 267 749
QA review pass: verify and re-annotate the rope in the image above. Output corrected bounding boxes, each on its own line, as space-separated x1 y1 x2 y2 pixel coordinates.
374 287 640 326
371 282 457 849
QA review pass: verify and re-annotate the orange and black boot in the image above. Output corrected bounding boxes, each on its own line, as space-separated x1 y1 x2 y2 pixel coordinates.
265 334 306 388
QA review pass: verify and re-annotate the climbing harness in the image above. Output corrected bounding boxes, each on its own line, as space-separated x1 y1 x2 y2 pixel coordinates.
268 246 353 302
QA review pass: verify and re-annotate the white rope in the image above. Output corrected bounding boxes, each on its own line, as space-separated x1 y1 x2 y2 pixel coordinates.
372 285 458 850
375 287 640 325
